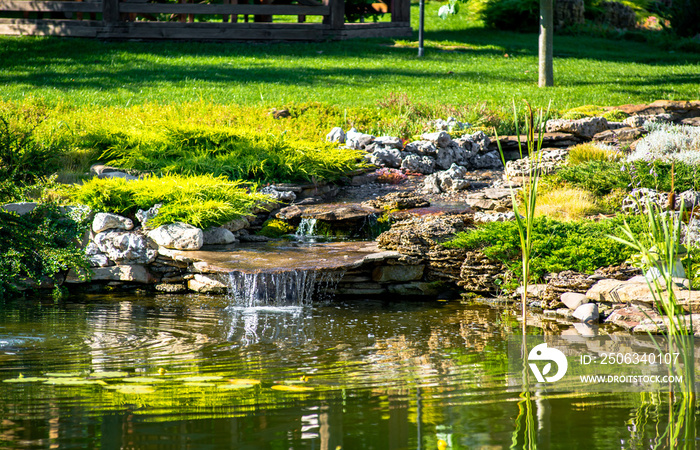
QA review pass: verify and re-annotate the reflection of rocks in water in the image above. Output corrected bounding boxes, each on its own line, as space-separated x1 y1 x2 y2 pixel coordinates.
224 307 309 346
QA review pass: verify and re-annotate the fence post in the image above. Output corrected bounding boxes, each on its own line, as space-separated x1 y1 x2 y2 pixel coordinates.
323 0 344 30
102 0 119 25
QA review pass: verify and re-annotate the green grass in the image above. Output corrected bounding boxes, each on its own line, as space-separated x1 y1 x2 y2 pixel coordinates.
1 2 699 113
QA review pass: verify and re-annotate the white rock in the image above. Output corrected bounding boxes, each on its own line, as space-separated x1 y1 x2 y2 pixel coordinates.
92 212 134 233
223 216 250 233
561 292 589 310
188 274 228 294
66 265 153 284
326 127 346 143
421 131 452 148
93 231 158 264
401 154 435 174
573 322 598 336
2 202 37 216
136 204 161 228
148 222 203 250
573 303 599 323
203 227 237 245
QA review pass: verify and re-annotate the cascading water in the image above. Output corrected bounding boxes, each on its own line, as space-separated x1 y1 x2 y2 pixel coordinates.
226 269 345 308
295 218 318 238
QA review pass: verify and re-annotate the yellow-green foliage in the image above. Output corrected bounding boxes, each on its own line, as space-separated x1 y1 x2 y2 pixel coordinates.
258 219 295 238
561 105 628 122
534 186 603 220
567 142 622 165
65 174 270 228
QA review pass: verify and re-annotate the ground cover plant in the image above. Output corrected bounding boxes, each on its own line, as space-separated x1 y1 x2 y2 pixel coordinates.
445 215 647 289
65 174 270 229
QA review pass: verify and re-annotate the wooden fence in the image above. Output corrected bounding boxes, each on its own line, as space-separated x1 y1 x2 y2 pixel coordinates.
0 0 411 40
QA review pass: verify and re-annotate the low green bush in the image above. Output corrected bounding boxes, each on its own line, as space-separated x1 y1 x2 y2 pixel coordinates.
0 204 91 298
65 174 270 229
444 215 645 288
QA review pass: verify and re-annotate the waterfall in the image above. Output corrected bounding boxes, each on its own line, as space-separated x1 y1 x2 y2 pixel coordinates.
295 218 318 237
226 269 344 307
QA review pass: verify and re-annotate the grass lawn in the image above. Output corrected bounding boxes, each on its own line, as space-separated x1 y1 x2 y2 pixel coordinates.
1 2 699 113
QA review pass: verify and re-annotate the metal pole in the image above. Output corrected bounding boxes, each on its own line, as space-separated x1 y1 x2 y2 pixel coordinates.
418 0 425 57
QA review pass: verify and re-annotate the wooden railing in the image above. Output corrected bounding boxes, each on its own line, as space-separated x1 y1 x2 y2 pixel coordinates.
0 0 411 40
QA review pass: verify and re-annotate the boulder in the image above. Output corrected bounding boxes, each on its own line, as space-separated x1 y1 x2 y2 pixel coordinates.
203 227 237 245
362 192 430 211
372 265 425 282
66 264 153 284
404 140 438 157
401 154 435 174
573 303 599 323
223 216 250 233
602 0 636 29
368 148 402 168
93 230 158 264
92 212 134 233
346 128 375 149
561 292 589 310
554 0 584 29
421 131 452 148
546 117 609 139
148 223 204 250
326 127 346 143
260 186 296 203
188 274 228 294
373 136 403 149
422 164 470 193
435 146 456 170
2 202 37 216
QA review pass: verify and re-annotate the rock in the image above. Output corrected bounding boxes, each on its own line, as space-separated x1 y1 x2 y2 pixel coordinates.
66 265 153 284
222 216 250 233
435 146 456 170
188 274 228 294
422 164 470 194
546 117 609 139
372 265 425 282
299 204 380 222
554 0 584 29
271 108 291 119
593 126 645 145
505 148 568 179
621 188 669 214
561 292 589 310
93 230 158 264
605 305 661 331
373 136 403 149
473 211 515 223
346 128 375 149
401 154 435 174
135 204 161 228
326 127 346 143
2 202 37 216
387 282 444 296
98 171 138 181
587 277 700 313
515 284 548 299
573 303 599 323
261 186 296 203
368 148 402 168
404 140 438 157
92 212 134 233
203 227 237 245
89 253 112 268
573 322 598 336
421 131 452 148
602 0 636 29
90 164 124 177
276 205 303 221
468 150 502 169
148 223 204 250
362 192 430 211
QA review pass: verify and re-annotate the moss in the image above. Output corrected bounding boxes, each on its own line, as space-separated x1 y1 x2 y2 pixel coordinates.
258 219 295 238
602 109 629 122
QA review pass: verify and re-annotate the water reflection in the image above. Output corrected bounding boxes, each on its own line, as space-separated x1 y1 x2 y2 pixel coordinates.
0 294 698 449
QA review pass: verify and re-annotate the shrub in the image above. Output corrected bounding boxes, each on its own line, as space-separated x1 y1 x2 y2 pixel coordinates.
65 174 271 229
567 142 621 165
534 186 604 220
628 122 700 165
552 160 628 196
0 204 91 298
444 215 645 286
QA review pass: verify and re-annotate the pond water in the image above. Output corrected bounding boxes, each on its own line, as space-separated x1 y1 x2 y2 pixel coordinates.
0 293 696 449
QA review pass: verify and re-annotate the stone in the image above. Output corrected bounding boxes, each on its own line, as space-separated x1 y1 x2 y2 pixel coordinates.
573 303 599 323
387 282 444 296
275 205 303 221
362 192 430 211
554 0 584 30
93 230 158 264
372 265 425 282
373 136 403 149
515 284 548 299
593 127 645 144
188 274 228 294
473 211 515 223
135 204 161 228
573 322 598 336
66 265 153 284
561 292 589 310
203 227 237 245
368 148 402 168
422 164 470 194
98 171 138 181
261 186 296 203
435 146 456 170
505 148 568 178
92 212 134 233
404 140 438 157
421 131 452 148
326 127 346 143
346 128 375 150
89 254 112 268
155 283 188 293
605 305 661 331
602 0 636 29
546 117 609 139
148 223 203 250
401 154 435 174
2 202 37 216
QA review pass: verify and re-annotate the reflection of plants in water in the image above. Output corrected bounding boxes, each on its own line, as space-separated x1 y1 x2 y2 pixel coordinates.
511 349 537 450
627 393 696 449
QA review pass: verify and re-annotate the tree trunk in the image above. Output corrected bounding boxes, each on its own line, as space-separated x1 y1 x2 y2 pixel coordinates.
538 0 554 87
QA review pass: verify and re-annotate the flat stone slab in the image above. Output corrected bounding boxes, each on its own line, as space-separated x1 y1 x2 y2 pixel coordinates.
168 241 398 274
587 278 700 313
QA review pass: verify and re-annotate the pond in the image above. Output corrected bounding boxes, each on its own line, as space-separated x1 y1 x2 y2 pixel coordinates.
0 293 696 449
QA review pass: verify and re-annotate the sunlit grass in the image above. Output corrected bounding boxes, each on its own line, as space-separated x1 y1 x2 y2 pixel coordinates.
534 186 604 220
